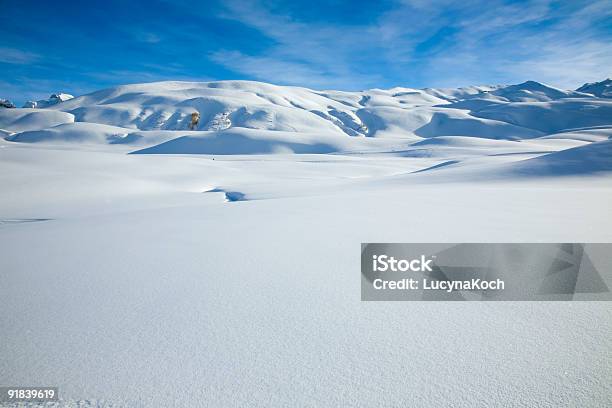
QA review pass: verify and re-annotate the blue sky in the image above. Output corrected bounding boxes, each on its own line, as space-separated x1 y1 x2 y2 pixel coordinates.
1 0 611 104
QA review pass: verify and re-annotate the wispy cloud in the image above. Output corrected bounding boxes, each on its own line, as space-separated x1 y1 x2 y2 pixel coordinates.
2 0 610 102
211 50 327 87
502 39 612 87
0 77 91 105
211 0 612 89
408 0 612 88
210 49 384 90
212 0 387 89
0 47 41 65
86 67 209 84
133 31 162 44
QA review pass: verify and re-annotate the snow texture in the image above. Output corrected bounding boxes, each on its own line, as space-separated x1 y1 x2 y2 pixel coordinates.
1 79 611 407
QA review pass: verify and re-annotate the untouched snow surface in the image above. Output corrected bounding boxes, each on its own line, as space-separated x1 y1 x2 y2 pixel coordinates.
1 79 611 407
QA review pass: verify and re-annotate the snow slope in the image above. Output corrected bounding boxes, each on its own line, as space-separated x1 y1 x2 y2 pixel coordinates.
472 98 612 134
504 138 612 176
576 78 612 98
8 122 133 144
131 127 417 155
0 108 74 133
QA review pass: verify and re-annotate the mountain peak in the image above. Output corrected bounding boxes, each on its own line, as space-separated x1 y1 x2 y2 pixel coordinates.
22 93 75 108
576 79 612 98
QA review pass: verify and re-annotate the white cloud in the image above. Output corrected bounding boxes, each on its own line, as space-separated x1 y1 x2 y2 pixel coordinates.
0 47 40 65
504 40 612 88
210 49 384 90
211 0 612 90
213 0 386 89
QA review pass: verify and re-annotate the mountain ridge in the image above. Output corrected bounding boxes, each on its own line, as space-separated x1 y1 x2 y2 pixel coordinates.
2 79 611 155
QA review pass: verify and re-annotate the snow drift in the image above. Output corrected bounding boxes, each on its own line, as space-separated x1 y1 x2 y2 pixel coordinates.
506 138 612 176
8 122 133 144
0 108 74 133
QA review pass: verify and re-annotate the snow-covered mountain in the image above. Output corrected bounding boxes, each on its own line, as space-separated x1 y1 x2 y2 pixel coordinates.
0 98 16 108
2 79 611 155
44 80 606 136
576 78 612 98
22 92 74 108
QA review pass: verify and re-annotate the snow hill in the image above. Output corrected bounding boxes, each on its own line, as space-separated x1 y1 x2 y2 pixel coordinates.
0 108 74 133
1 78 611 163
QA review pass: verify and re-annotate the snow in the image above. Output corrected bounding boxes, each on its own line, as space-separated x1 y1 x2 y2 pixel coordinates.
1 79 611 407
7 122 133 144
22 92 75 108
485 80 587 102
502 138 612 176
130 128 415 155
0 108 75 133
576 78 612 98
472 98 612 134
1 98 16 108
